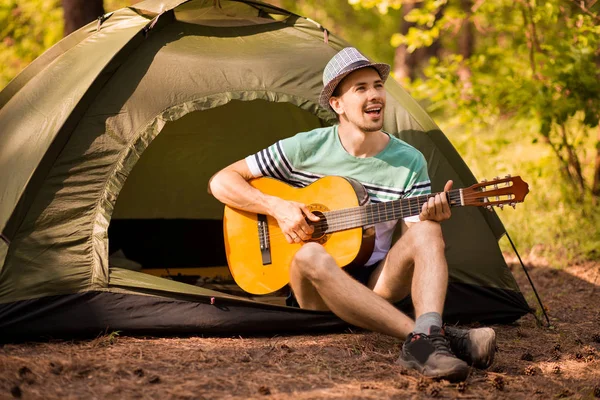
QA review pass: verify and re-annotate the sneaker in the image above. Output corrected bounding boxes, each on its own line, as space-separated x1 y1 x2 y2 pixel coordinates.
444 325 496 369
397 326 469 382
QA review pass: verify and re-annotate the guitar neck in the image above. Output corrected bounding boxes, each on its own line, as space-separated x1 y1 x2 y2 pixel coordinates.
321 189 463 233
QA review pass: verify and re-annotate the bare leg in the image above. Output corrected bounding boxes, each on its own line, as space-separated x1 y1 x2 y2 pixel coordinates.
289 242 414 339
289 220 448 338
369 220 448 318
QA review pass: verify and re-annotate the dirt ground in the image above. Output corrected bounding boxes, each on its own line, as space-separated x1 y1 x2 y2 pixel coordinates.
1 258 599 400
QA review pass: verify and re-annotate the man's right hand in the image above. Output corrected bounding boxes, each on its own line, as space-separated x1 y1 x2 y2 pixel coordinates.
268 197 320 244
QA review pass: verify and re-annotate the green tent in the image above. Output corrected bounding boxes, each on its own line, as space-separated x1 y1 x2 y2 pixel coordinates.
0 0 529 341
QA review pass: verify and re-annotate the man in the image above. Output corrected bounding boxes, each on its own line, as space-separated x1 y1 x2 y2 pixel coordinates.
209 47 496 382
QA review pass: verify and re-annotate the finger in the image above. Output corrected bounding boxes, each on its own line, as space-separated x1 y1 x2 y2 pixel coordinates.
293 217 313 238
297 207 316 236
434 194 443 216
301 205 320 222
440 192 451 216
419 201 429 221
428 197 436 217
443 180 453 192
298 225 313 239
285 233 294 244
294 228 310 241
288 231 302 243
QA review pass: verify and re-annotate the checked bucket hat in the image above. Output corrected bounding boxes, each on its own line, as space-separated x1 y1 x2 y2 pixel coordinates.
319 47 391 110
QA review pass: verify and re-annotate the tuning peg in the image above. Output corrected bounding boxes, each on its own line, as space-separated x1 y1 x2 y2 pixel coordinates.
481 178 487 183
499 204 504 210
505 174 511 178
494 176 499 180
511 202 517 209
486 205 493 212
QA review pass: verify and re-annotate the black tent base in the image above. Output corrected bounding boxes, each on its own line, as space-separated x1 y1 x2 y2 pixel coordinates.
0 283 529 343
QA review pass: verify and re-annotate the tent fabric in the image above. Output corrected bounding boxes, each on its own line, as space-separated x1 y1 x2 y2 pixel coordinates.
0 282 528 342
0 0 529 339
0 291 348 342
0 8 153 240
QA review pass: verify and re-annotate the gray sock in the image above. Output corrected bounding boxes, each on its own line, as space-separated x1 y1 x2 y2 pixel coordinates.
413 312 443 335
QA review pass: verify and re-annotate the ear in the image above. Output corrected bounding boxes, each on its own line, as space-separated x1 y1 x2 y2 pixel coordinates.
329 96 344 115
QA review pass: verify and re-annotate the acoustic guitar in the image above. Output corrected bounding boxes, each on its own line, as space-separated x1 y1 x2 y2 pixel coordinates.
223 175 529 295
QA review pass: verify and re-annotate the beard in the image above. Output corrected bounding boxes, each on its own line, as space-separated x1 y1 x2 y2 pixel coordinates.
345 108 385 133
360 119 384 132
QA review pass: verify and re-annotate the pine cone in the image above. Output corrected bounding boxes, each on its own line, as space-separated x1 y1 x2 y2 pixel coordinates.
552 365 561 374
524 365 538 376
491 376 505 391
457 381 468 393
427 384 442 398
416 377 429 391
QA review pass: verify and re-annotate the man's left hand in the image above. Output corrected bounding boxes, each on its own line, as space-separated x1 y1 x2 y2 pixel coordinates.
419 180 453 222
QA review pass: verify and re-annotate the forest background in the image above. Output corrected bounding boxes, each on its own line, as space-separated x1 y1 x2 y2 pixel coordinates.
1 0 599 265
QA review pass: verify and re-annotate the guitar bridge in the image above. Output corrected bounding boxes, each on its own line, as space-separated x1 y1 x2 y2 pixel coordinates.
257 214 272 265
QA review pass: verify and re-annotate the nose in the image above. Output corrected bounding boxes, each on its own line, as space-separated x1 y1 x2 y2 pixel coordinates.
367 86 383 101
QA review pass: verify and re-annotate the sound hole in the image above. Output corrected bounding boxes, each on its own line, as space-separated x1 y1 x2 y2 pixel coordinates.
309 211 327 240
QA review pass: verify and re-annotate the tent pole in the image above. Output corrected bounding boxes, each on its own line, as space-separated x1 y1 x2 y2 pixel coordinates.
505 231 551 327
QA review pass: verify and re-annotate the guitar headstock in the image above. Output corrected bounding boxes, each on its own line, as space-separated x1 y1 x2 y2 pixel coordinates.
462 175 529 210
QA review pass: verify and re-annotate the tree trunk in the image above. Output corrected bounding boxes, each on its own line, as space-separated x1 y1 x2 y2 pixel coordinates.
457 0 474 98
62 0 105 36
393 3 417 81
592 125 600 199
458 0 474 58
558 124 586 195
393 3 444 81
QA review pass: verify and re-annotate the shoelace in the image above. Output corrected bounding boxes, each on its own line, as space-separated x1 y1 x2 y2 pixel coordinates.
445 328 468 358
427 332 454 356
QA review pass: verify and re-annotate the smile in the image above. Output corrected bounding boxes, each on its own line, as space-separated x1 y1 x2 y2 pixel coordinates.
364 106 382 116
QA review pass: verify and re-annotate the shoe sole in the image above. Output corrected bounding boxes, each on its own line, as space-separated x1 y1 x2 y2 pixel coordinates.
468 328 496 369
396 358 470 382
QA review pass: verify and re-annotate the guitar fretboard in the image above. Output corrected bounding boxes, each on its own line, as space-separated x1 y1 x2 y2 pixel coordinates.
319 189 463 234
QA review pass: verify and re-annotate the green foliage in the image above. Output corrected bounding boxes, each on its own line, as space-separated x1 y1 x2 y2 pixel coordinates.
402 1 599 196
278 0 402 66
350 0 600 263
0 0 63 89
445 118 600 264
93 329 121 347
0 0 132 90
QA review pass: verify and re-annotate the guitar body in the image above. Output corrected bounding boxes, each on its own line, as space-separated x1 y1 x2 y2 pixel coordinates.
224 176 375 295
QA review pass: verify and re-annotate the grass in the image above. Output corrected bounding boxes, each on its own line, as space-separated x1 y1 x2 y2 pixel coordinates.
439 117 600 266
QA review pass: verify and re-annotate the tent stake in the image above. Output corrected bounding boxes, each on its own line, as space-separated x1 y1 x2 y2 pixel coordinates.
506 231 551 328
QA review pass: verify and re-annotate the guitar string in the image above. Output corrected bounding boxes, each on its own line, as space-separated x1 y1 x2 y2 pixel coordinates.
263 191 511 241
268 191 509 235
262 191 514 241
273 192 459 233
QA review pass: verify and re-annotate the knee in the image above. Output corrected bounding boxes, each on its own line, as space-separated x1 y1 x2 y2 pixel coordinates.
291 243 334 282
409 220 445 252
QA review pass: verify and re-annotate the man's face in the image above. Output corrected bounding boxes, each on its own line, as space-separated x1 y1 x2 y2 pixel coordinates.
329 67 386 133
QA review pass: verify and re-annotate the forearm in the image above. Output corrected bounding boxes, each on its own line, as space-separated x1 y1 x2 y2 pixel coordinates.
209 169 277 215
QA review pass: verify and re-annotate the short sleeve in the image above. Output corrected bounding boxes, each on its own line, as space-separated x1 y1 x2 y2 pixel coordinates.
244 135 301 183
404 154 431 198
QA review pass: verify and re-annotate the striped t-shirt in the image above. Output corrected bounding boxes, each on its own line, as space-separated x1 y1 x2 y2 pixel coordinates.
245 125 431 266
